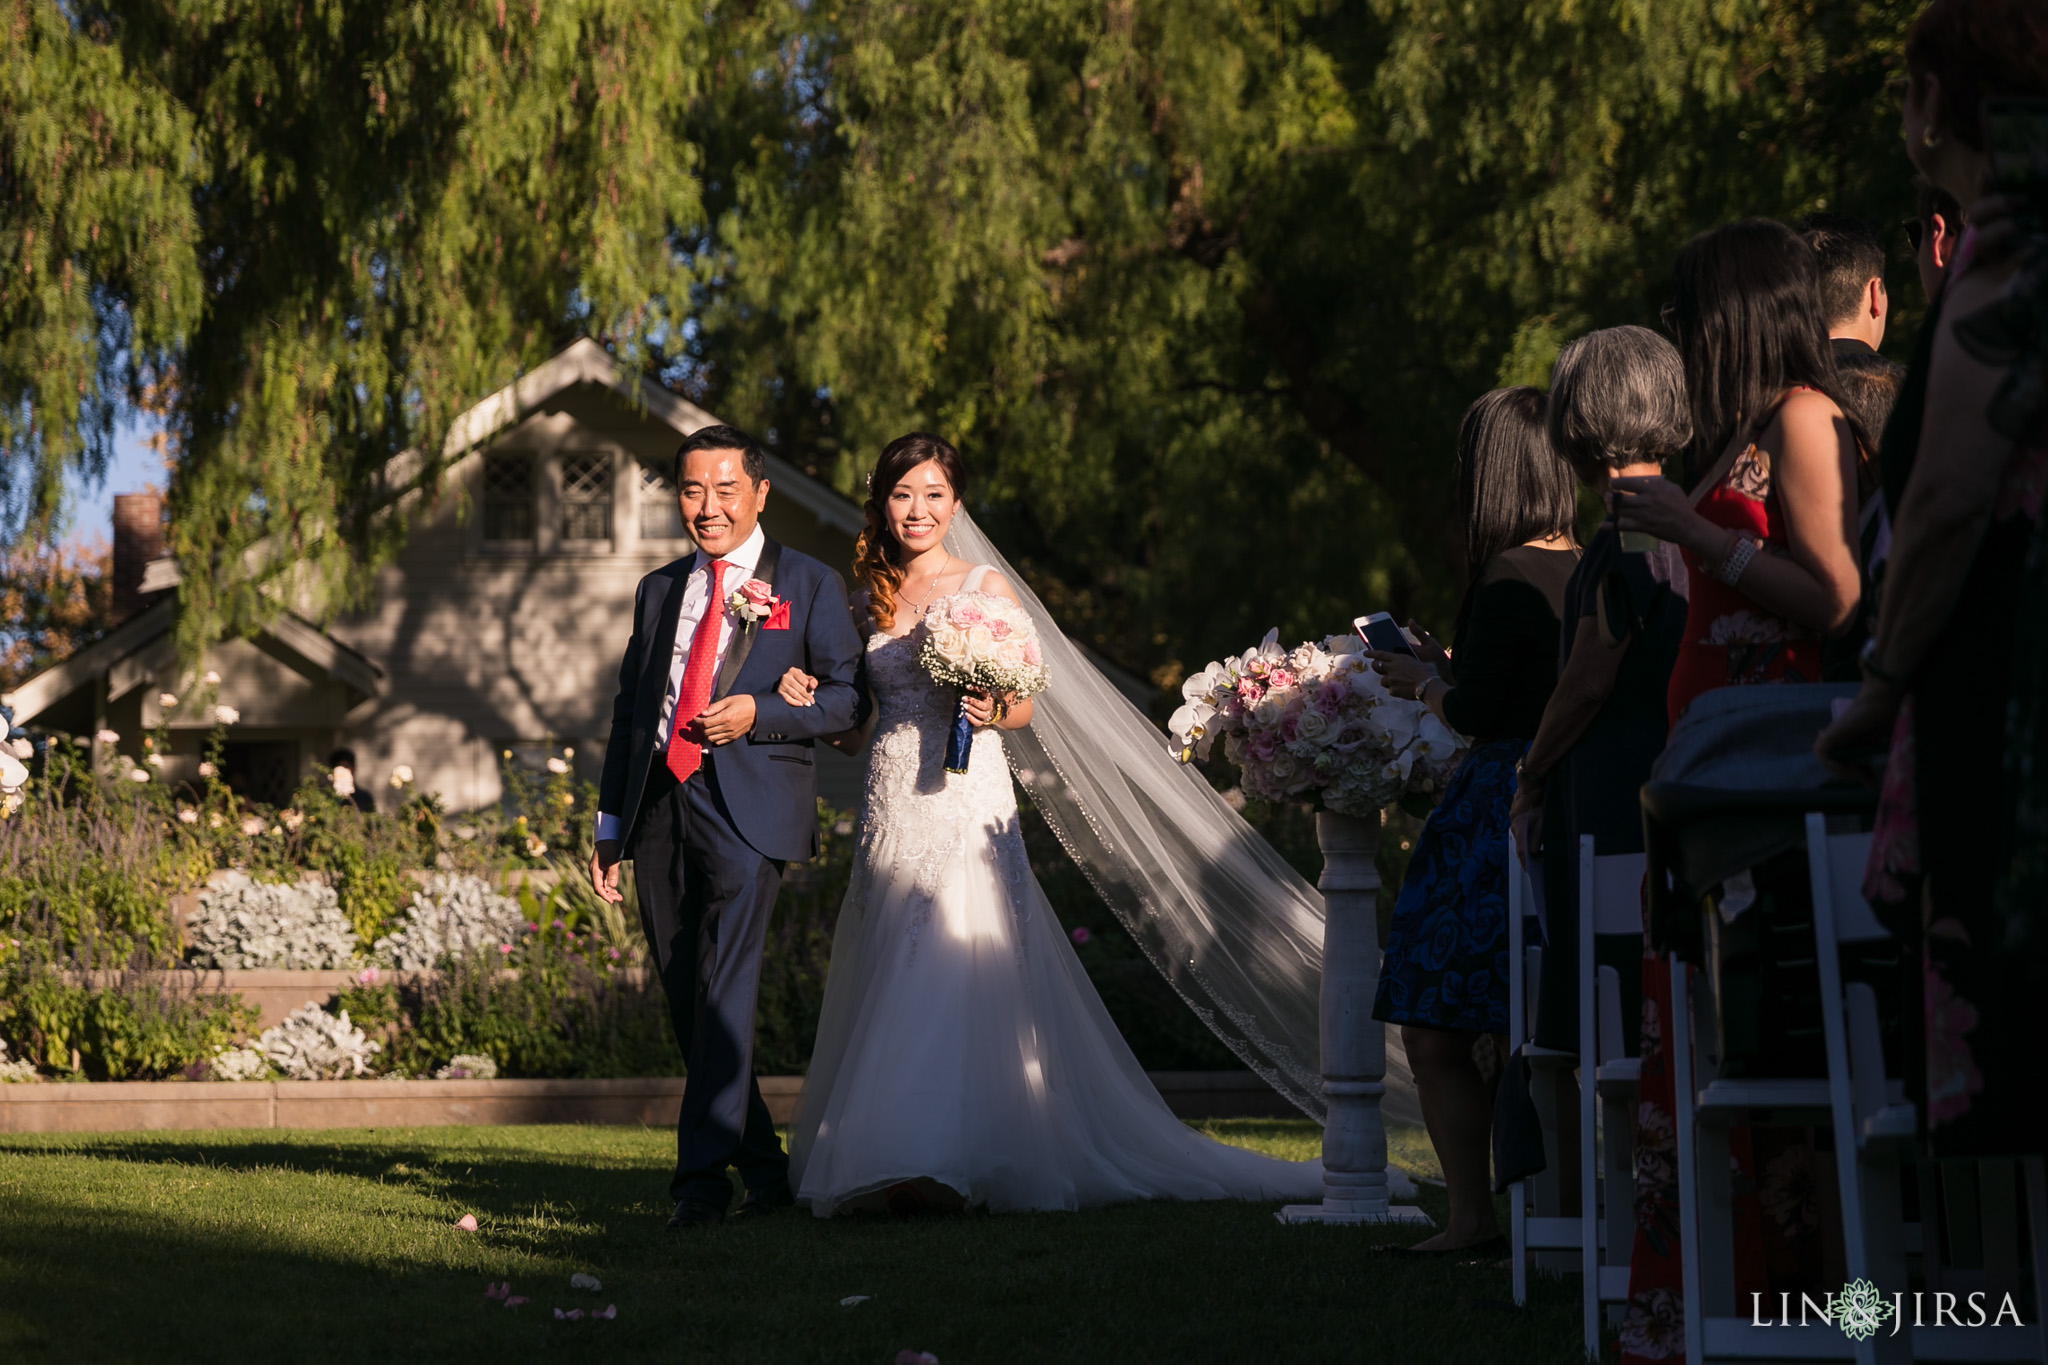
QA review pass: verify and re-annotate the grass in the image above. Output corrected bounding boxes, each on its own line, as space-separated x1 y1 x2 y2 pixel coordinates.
0 1121 1583 1365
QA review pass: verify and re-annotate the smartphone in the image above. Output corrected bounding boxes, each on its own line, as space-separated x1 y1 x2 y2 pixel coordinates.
1984 98 2048 219
1606 475 1663 555
1353 612 1417 658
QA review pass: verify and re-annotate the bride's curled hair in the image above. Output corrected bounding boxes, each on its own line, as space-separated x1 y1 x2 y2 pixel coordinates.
855 431 967 632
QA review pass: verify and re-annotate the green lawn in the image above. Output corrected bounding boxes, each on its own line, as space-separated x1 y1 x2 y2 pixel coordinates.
0 1122 1583 1364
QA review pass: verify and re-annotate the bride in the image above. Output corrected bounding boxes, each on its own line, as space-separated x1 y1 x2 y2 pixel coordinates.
774 432 1328 1215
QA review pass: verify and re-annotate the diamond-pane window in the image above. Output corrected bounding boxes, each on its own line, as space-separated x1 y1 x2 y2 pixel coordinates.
561 453 613 541
482 454 533 541
639 463 687 540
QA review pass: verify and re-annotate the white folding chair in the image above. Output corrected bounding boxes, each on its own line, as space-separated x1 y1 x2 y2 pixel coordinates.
1509 853 1582 1310
1669 814 2048 1364
1576 836 1646 1358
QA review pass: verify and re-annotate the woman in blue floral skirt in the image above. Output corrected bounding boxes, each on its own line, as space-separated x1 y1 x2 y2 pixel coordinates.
1365 387 1579 1252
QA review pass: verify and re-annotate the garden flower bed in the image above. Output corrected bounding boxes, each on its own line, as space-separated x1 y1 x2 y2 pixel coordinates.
2 721 1298 1104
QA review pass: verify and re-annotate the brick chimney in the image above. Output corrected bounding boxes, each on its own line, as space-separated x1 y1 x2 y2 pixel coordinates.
110 492 167 626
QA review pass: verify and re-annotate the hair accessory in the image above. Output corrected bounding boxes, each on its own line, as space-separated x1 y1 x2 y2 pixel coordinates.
1713 535 1760 586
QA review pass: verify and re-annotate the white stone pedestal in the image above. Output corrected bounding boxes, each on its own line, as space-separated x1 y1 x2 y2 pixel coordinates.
1278 808 1433 1226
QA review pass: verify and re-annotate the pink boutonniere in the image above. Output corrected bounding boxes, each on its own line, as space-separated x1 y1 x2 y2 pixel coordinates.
728 578 789 629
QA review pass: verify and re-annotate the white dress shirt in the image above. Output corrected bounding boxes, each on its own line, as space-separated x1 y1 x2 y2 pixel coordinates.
594 523 765 842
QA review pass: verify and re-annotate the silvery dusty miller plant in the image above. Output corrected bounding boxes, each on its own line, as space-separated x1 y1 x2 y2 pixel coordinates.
0 1039 38 1083
374 874 524 969
186 871 360 969
208 1045 270 1082
259 1003 382 1080
434 1052 499 1080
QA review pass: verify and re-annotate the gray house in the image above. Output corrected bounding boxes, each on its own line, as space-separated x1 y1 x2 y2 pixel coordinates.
4 339 868 811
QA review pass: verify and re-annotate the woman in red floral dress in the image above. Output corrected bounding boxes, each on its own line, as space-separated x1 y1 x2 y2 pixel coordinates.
1608 218 1867 1362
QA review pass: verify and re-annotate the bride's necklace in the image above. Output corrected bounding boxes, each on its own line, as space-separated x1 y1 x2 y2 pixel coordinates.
898 555 956 615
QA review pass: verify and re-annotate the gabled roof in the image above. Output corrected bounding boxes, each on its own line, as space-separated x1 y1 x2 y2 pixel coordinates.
0 600 383 726
452 337 865 537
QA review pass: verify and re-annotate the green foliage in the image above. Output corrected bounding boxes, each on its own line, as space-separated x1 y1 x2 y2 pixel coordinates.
2 0 703 654
0 739 204 960
691 0 1920 679
8 0 1925 689
0 945 256 1079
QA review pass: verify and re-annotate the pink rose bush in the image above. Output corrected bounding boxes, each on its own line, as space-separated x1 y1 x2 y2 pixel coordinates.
1169 628 1464 816
918 591 1052 701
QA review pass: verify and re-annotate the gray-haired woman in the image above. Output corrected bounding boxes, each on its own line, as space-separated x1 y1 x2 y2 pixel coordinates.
1511 325 1693 1054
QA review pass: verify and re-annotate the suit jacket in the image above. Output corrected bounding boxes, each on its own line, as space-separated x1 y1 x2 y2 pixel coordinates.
598 536 864 861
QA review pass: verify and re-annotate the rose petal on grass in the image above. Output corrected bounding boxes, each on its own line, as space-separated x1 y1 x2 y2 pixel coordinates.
594 1305 616 1320
484 1282 509 1300
570 1273 602 1292
503 1297 527 1308
455 1214 479 1231
839 1295 870 1308
554 1308 583 1321
896 1353 941 1365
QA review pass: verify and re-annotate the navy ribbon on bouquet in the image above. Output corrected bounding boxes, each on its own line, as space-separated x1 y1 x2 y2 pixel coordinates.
944 699 974 774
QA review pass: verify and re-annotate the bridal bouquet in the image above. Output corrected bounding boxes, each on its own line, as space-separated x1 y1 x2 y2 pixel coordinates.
920 592 1052 773
1168 629 1465 817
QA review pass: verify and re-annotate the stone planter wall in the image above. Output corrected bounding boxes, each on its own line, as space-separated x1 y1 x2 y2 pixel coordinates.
0 1071 1293 1134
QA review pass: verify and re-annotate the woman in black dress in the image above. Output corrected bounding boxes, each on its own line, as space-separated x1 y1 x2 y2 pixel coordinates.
1366 387 1579 1253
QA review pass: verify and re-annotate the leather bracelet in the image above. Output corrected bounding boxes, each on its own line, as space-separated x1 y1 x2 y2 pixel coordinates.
1712 535 1760 586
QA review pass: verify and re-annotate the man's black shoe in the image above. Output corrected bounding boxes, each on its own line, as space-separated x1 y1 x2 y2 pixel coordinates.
667 1197 727 1230
729 1184 796 1222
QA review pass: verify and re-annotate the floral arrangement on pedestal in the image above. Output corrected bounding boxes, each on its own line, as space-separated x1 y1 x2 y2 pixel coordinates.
1168 628 1465 814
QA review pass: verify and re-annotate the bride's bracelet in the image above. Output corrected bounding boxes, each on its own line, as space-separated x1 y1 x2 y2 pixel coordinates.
991 697 1009 726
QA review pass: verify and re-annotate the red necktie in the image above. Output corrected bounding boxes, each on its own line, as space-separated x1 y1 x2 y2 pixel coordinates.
664 558 729 784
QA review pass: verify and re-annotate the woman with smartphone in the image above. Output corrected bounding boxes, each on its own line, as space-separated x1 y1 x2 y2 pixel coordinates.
1363 387 1578 1254
1817 0 2048 1165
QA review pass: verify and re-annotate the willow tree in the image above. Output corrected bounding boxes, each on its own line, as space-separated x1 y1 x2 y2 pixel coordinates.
1 0 704 656
4 0 1920 683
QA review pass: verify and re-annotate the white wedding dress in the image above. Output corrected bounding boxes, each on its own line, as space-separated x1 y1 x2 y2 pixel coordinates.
789 567 1326 1215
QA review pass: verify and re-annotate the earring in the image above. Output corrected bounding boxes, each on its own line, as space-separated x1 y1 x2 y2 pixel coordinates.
1923 125 1942 150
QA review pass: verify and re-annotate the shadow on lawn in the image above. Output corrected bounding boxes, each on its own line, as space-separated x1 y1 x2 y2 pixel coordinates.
0 1134 1588 1365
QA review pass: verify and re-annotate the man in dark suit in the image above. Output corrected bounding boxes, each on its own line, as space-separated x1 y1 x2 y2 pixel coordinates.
589 424 863 1229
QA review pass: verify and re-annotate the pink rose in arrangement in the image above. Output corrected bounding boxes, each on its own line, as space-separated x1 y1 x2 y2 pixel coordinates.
1268 668 1296 690
1235 678 1264 708
987 617 1012 640
950 599 986 626
1023 641 1041 667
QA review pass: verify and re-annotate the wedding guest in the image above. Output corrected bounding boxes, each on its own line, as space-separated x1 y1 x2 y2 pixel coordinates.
1800 213 1892 360
1817 0 2048 1163
1800 214 1909 442
1508 327 1691 1055
1608 218 1867 1361
1365 386 1578 1254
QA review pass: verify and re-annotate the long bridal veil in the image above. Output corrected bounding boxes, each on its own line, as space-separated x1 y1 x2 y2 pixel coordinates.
944 511 1421 1128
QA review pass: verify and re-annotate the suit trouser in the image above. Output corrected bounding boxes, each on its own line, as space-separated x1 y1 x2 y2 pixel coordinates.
631 764 789 1205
